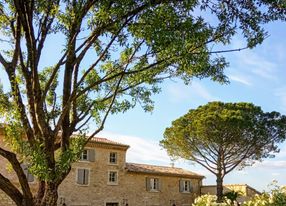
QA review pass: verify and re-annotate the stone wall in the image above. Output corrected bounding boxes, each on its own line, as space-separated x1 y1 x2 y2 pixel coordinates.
201 184 260 203
58 145 202 206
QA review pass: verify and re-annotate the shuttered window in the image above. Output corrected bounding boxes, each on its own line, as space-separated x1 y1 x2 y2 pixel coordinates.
77 169 89 185
146 177 160 191
179 180 192 193
80 149 95 162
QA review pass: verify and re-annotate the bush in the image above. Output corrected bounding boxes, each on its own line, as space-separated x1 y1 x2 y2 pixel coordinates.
192 194 232 206
243 183 286 206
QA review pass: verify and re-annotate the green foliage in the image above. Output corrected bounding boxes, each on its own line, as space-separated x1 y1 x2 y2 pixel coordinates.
0 0 285 204
161 101 286 202
161 102 286 169
243 181 286 206
223 191 242 205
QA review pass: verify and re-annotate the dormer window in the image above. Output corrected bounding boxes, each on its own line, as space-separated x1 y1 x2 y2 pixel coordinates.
109 152 117 164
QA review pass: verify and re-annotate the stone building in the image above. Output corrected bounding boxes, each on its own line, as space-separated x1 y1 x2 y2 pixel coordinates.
201 184 261 203
58 137 204 206
0 129 204 206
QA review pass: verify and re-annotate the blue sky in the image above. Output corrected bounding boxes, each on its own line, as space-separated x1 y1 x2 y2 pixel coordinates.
98 20 286 192
0 18 285 192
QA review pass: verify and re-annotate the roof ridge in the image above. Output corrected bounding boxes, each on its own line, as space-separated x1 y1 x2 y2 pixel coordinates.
126 162 204 178
126 162 182 169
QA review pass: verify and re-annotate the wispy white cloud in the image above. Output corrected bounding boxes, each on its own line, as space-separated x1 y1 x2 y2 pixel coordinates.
229 37 278 81
253 160 286 170
228 74 252 86
98 130 214 177
235 51 277 80
98 131 171 165
167 81 219 103
274 87 286 112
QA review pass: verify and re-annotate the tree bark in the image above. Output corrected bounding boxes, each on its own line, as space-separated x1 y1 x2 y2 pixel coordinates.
40 182 58 206
216 174 224 203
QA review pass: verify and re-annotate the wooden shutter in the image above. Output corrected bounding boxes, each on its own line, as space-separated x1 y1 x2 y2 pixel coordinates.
146 177 151 191
77 169 84 184
157 178 161 191
84 169 89 185
21 164 34 182
27 172 34 182
189 181 193 192
179 180 184 192
21 164 28 175
88 149 95 162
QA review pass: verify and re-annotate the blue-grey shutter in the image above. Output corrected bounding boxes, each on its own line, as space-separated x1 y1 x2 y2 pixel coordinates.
88 149 95 162
189 181 193 192
21 164 28 175
157 178 161 191
21 164 34 182
146 177 150 191
27 172 34 182
84 169 89 185
179 180 184 192
77 169 84 184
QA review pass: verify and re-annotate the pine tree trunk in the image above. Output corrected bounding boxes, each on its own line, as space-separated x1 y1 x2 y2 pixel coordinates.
216 174 224 203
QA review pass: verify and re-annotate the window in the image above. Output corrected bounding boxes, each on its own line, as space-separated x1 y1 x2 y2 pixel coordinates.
21 164 34 182
109 152 117 164
79 149 95 162
106 203 119 206
77 168 89 185
108 171 118 184
179 180 192 193
146 177 160 191
80 149 88 160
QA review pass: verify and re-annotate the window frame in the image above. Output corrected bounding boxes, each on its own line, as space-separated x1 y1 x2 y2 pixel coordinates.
79 148 95 162
180 179 192 193
107 170 118 185
80 149 88 161
146 177 160 192
109 152 117 164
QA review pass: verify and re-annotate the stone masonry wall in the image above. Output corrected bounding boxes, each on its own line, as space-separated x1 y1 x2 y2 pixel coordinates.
58 145 201 206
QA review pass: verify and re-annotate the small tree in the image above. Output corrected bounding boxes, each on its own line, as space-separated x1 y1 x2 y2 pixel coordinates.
161 102 286 202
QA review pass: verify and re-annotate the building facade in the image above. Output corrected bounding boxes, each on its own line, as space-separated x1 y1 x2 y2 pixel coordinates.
58 138 204 206
0 130 204 206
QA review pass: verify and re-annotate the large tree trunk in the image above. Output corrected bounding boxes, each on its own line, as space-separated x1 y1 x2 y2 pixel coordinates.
39 183 58 206
216 174 224 203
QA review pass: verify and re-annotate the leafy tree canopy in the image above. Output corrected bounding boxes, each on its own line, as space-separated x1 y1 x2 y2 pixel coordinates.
161 102 286 201
0 1 285 206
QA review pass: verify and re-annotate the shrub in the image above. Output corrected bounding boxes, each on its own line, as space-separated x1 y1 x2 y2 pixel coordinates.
192 194 232 206
243 182 286 206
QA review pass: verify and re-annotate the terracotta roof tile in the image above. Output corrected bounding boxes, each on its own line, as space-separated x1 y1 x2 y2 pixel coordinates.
89 137 129 147
125 163 204 179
